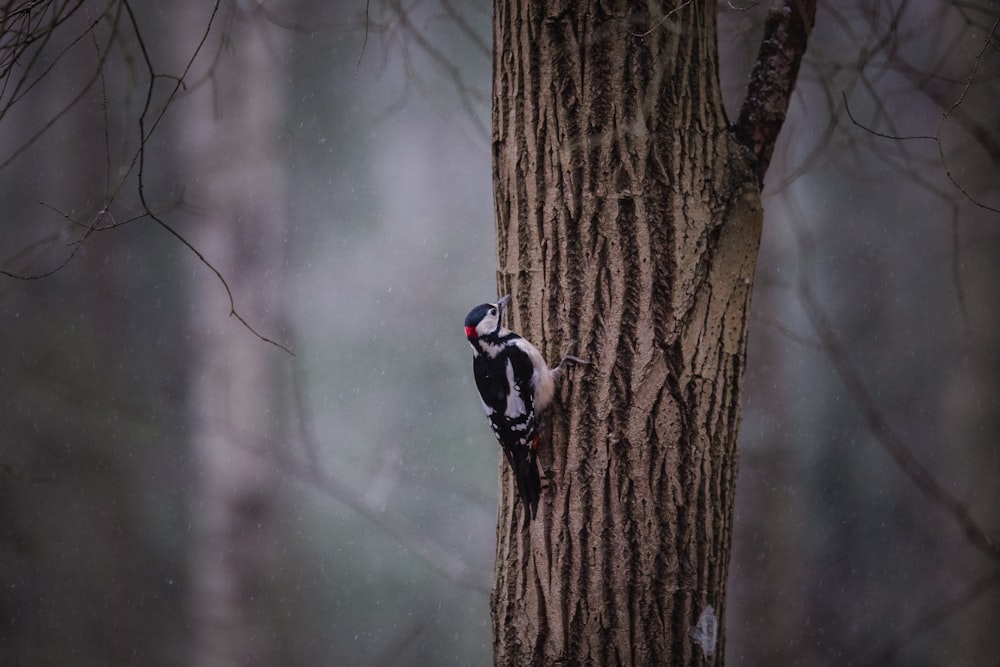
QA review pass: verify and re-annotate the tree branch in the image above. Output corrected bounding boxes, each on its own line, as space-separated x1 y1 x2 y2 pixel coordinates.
860 570 1000 667
840 15 1000 215
734 0 817 186
799 281 1000 565
277 350 491 593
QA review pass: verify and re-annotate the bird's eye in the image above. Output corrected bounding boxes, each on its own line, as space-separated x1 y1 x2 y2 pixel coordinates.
489 307 497 315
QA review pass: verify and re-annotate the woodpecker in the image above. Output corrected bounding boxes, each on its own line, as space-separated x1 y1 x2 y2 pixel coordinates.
464 294 586 527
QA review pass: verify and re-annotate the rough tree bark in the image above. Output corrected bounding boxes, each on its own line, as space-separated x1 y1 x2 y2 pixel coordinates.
491 1 814 664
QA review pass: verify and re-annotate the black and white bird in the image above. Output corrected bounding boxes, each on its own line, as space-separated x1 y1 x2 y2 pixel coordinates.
464 294 586 527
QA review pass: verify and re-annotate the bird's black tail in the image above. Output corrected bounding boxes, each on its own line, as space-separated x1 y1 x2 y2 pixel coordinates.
504 445 541 528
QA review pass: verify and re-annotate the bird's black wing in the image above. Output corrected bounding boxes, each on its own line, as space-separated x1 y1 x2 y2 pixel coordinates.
473 348 541 526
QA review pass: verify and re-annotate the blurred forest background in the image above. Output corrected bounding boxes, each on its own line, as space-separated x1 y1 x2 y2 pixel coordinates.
1 1 997 665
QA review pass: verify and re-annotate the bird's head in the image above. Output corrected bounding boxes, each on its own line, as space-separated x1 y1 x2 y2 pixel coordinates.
464 294 510 340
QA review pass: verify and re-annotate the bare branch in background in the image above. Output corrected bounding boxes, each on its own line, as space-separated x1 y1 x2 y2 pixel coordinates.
860 571 1000 667
266 351 491 593
841 17 1000 215
797 267 1000 565
0 4 119 169
439 0 489 57
269 444 492 594
0 0 292 354
378 0 490 143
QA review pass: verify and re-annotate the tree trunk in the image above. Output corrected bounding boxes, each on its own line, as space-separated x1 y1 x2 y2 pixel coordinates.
172 5 290 666
491 1 763 663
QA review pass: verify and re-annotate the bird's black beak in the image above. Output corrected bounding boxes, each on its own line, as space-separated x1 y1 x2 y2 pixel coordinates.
496 294 511 318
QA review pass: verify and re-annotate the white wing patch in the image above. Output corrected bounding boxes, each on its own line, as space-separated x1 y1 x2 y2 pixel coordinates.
504 358 526 419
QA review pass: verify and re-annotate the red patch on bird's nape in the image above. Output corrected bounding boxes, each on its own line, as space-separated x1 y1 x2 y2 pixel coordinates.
465 325 477 338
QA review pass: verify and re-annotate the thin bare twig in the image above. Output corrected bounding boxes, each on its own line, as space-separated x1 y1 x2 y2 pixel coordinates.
357 0 371 72
628 0 694 38
841 16 1000 215
387 0 489 141
2 1 292 355
122 0 294 355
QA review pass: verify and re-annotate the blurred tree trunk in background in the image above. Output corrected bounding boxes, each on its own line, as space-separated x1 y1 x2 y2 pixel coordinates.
172 5 290 666
948 233 1000 658
489 1 805 663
